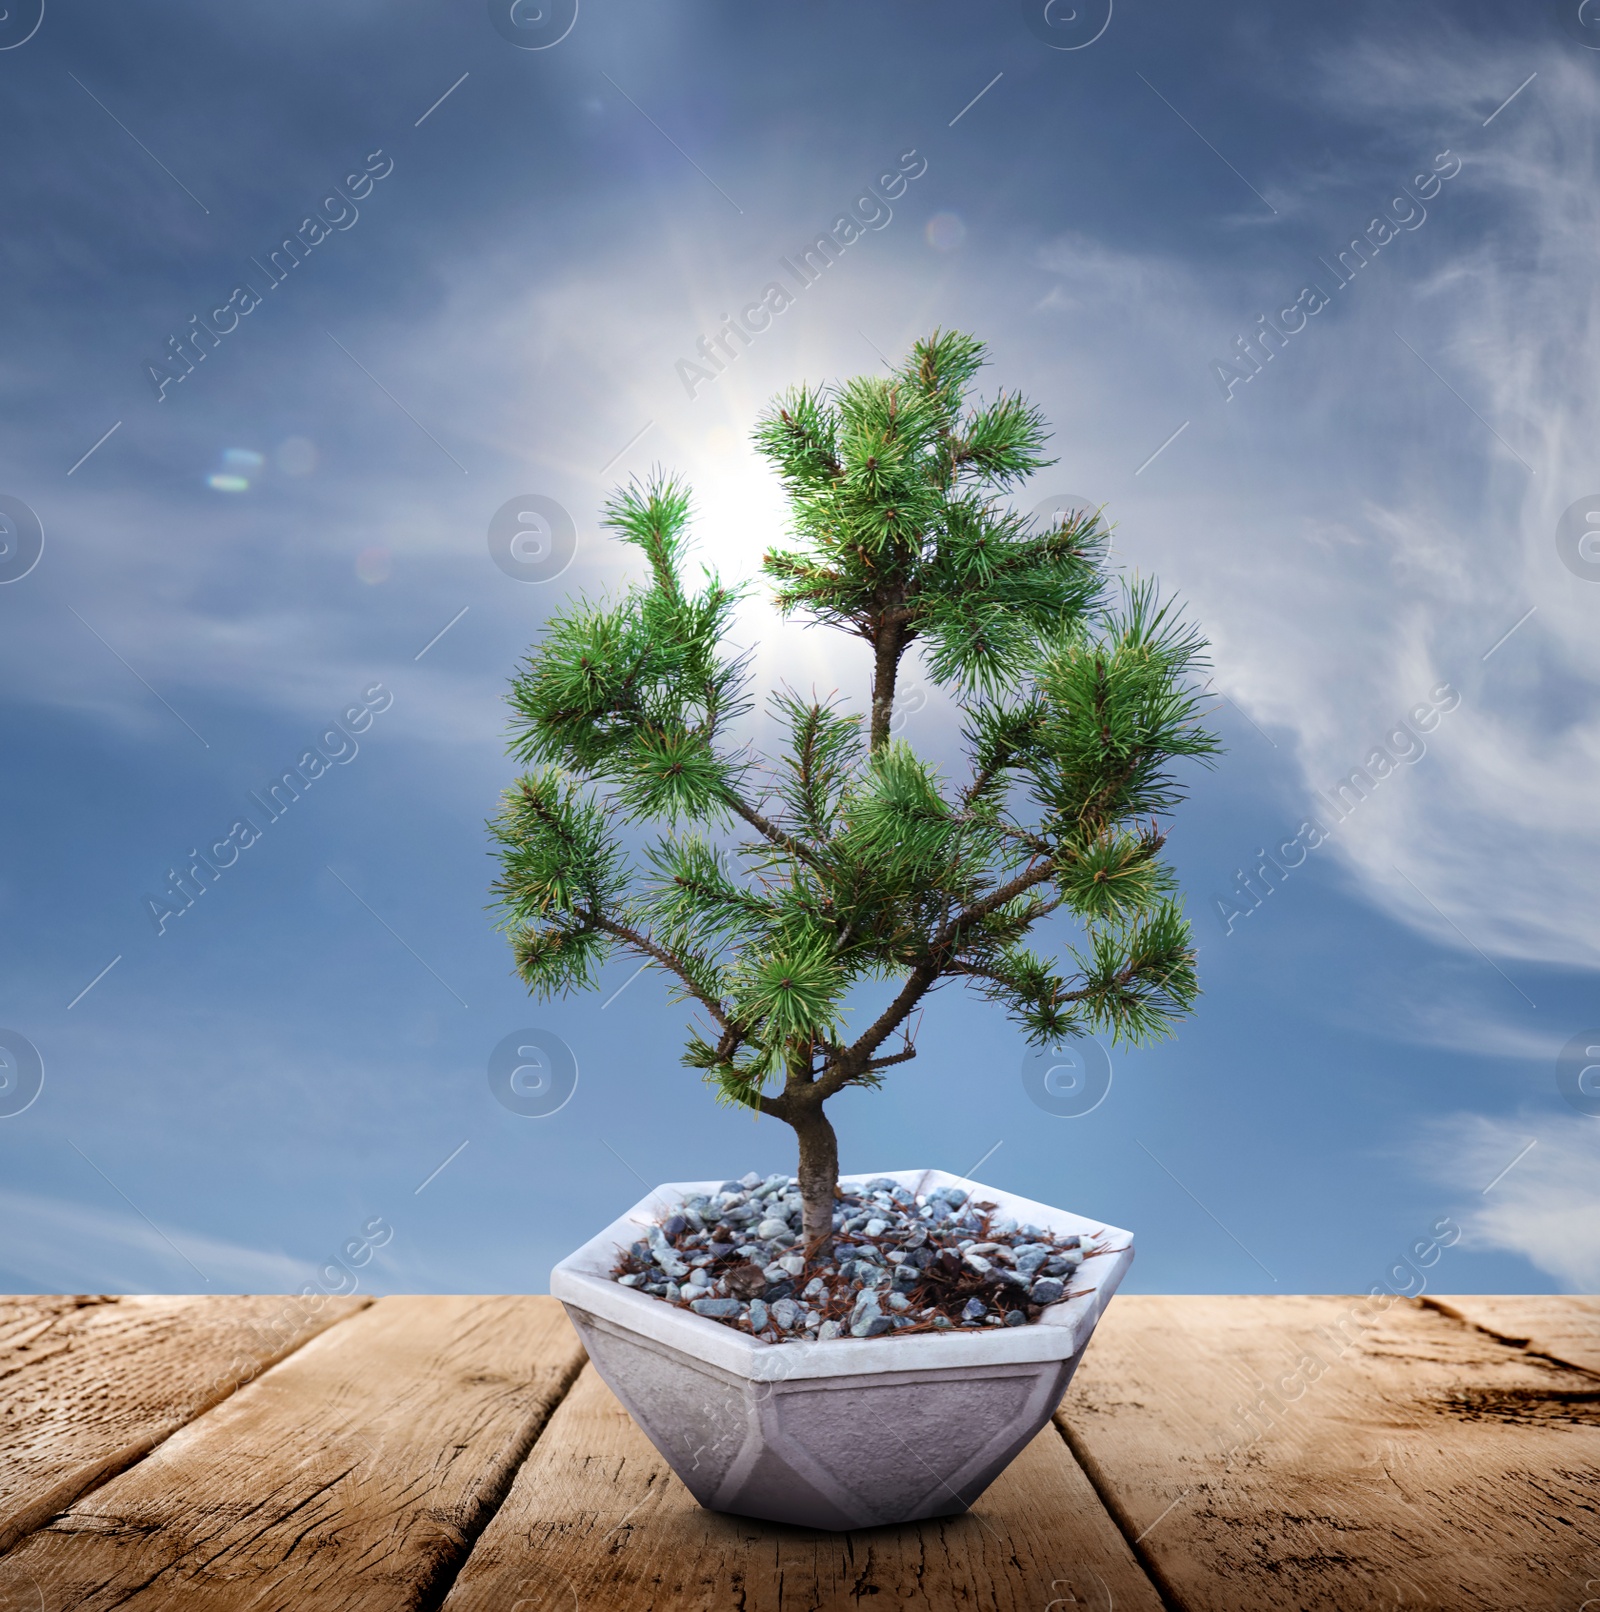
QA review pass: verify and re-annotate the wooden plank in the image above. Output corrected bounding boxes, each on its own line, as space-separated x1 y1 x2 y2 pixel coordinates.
1055 1295 1600 1612
441 1360 1164 1612
1426 1294 1600 1377
2 1295 585 1611
0 1293 366 1553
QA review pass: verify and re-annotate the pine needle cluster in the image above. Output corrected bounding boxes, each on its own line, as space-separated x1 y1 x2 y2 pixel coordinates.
489 331 1218 1239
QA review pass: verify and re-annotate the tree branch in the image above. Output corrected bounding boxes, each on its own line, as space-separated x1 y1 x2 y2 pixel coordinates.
581 909 733 1032
725 790 822 867
929 857 1057 953
861 1046 918 1074
823 960 940 1096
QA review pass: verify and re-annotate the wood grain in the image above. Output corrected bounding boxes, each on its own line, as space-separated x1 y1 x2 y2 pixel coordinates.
2 1295 585 1611
440 1360 1163 1612
1056 1294 1600 1612
0 1293 365 1553
1426 1294 1600 1377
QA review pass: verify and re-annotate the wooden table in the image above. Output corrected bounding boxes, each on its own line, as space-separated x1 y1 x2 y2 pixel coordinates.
0 1293 1595 1610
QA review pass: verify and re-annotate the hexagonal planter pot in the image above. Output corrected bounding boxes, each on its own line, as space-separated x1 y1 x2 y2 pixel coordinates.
550 1167 1133 1531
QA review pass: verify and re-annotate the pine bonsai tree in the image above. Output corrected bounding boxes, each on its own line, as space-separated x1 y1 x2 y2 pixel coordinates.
490 331 1217 1261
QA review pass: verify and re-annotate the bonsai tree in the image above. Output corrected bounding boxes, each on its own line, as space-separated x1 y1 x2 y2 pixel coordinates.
490 331 1217 1259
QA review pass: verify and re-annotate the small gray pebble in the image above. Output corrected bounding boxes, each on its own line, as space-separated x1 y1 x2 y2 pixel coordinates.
748 1300 769 1332
1030 1277 1066 1304
818 1320 843 1340
690 1297 744 1319
1005 1310 1026 1327
961 1297 987 1321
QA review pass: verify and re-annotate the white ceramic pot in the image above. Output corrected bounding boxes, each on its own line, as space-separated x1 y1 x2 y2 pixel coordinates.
550 1167 1132 1531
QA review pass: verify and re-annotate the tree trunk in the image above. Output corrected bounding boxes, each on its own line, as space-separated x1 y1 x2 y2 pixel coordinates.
788 1100 840 1256
869 618 901 753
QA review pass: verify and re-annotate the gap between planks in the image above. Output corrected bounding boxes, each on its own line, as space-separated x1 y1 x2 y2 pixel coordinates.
1054 1415 1192 1612
437 1358 1167 1611
2 1296 588 1612
0 1294 372 1556
1420 1294 1600 1380
1053 1294 1600 1612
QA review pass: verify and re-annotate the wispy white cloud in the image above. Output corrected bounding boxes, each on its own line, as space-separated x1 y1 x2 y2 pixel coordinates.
0 1187 317 1294
1019 34 1600 974
1417 1115 1600 1291
16 18 1600 985
1383 988 1563 1062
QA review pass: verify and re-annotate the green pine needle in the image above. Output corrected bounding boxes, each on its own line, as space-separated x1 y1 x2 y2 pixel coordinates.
489 333 1219 1105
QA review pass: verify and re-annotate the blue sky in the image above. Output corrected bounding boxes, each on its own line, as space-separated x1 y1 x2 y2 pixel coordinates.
2 0 1596 1299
